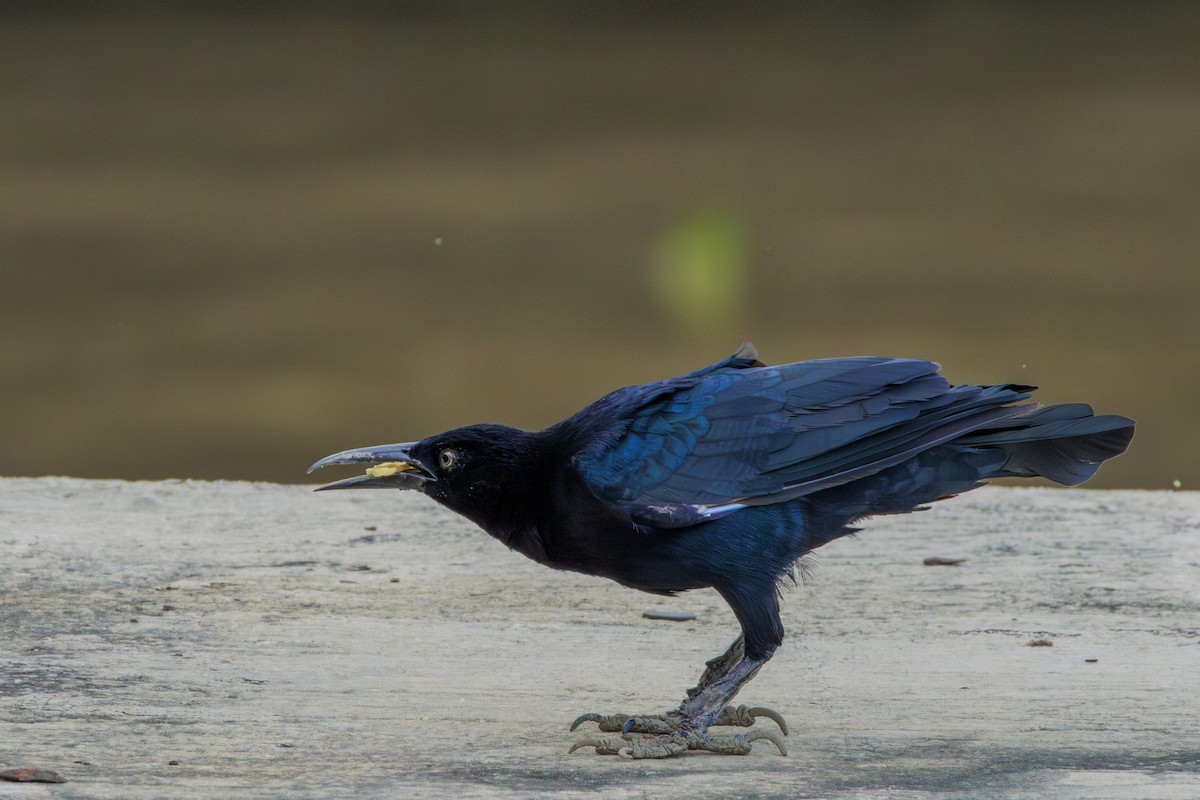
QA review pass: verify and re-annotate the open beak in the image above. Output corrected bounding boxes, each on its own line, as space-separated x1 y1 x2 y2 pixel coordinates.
306 442 434 491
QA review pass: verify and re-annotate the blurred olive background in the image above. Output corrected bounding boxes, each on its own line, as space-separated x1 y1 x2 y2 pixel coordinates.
2 2 1196 488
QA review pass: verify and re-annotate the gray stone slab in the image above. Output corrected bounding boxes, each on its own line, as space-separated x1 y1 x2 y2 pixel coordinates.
2 478 1197 799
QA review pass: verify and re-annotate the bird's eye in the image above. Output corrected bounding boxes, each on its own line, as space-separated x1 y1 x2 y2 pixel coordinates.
439 449 456 469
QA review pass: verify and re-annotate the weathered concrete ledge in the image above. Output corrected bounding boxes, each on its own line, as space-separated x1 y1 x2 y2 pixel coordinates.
2 478 1198 799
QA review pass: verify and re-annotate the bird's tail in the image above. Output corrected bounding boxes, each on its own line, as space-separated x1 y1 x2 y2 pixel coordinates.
958 403 1135 486
806 402 1134 533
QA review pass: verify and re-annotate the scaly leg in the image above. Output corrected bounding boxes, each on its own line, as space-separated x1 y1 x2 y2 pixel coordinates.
569 634 785 736
571 583 789 758
687 634 744 698
677 651 768 727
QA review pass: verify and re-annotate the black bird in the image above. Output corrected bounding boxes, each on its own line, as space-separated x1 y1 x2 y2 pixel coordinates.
309 344 1134 759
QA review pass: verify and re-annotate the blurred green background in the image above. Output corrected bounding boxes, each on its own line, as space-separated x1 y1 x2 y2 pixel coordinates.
2 3 1195 489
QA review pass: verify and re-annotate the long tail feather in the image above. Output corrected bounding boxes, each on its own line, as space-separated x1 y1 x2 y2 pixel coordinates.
961 405 1134 485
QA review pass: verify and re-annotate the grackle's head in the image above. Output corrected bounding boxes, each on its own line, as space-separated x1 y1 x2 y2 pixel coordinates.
308 423 539 527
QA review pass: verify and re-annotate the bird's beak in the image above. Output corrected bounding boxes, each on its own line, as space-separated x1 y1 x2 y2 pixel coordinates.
306 442 434 491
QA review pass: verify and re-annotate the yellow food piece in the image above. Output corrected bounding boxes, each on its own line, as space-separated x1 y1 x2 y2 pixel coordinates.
365 462 411 478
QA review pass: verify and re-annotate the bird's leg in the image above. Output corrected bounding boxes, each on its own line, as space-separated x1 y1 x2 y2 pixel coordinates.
676 650 769 728
686 634 744 698
572 633 729 731
569 635 783 736
662 633 787 728
685 634 788 731
571 585 788 757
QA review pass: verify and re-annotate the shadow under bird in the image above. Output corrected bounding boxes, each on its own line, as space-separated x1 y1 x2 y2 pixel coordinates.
309 343 1134 759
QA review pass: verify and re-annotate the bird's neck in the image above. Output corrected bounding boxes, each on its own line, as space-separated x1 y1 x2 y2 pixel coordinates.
453 431 555 564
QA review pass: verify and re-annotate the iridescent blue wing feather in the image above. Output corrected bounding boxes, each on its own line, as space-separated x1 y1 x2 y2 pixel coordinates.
569 343 1037 529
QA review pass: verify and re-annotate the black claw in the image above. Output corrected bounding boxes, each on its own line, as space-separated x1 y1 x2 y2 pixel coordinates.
569 713 602 732
747 706 789 736
747 729 788 756
569 735 628 756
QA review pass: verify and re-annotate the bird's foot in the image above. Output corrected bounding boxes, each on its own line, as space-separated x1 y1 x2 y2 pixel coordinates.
568 705 788 758
568 704 788 735
569 729 787 759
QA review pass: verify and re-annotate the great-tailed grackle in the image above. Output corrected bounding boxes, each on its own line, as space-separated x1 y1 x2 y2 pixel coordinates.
309 343 1133 759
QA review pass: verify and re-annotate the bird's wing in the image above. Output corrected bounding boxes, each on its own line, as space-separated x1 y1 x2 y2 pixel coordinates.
571 343 1034 529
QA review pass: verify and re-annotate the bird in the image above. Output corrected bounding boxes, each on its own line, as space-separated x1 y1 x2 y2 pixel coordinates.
308 343 1134 759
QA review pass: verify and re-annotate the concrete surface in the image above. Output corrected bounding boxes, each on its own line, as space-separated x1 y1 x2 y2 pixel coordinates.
1 477 1197 799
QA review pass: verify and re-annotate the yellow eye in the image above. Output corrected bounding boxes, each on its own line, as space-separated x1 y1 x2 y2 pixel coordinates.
439 449 456 469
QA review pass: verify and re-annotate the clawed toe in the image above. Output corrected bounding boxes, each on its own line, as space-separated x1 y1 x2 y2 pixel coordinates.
568 732 690 759
568 735 628 755
568 712 677 734
617 732 691 759
569 712 624 732
713 704 789 735
695 729 788 756
620 715 679 735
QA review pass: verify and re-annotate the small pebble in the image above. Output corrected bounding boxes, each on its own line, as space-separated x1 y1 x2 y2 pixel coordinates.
643 610 697 622
0 768 66 783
